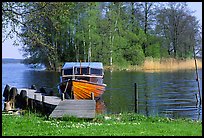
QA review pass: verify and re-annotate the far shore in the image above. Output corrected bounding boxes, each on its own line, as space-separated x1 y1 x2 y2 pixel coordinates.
40 58 202 72
104 58 202 72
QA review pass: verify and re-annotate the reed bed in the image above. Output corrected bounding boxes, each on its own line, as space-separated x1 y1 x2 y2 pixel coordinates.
105 58 202 72
142 58 202 71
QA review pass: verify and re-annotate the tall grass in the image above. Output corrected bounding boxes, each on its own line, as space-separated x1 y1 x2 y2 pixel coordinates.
142 57 202 72
105 57 202 72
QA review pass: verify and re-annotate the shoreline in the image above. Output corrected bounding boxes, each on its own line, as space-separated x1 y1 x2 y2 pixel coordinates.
40 58 202 73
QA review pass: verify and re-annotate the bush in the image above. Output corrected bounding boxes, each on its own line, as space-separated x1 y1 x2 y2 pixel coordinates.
123 44 145 65
146 43 161 58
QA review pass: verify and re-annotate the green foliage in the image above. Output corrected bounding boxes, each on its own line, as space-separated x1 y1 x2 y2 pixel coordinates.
2 2 201 70
60 115 87 122
113 51 131 67
123 44 145 65
146 43 161 58
145 35 162 58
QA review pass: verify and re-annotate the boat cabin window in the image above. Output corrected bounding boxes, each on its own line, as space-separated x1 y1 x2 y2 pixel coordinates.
75 67 88 75
90 68 103 75
63 67 103 76
63 68 73 75
63 67 88 75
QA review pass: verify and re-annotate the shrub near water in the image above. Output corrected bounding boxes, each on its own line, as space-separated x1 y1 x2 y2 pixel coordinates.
2 112 202 136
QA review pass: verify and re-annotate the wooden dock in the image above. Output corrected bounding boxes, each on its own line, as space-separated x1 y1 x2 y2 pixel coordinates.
14 88 96 118
50 100 96 118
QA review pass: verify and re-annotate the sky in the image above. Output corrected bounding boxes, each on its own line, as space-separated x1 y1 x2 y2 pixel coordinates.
2 2 202 59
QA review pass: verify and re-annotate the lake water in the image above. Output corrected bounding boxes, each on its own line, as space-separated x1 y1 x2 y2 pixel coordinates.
2 63 202 120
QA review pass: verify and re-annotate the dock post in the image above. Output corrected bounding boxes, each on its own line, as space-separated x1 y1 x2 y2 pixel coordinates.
20 90 27 109
34 94 36 112
25 91 28 109
31 98 33 110
61 93 65 101
3 84 10 102
134 83 138 113
42 95 45 113
91 92 94 100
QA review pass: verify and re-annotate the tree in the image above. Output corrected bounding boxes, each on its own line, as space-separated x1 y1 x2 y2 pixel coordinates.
2 2 47 44
3 2 201 71
155 2 201 59
20 2 75 70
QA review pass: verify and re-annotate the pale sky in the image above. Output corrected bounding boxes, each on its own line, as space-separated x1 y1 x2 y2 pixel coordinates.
2 2 202 59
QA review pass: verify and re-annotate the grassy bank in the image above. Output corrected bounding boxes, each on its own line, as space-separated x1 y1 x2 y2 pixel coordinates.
2 112 202 136
104 57 202 72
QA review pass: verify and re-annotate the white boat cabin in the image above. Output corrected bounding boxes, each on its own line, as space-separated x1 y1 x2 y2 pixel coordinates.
60 62 104 84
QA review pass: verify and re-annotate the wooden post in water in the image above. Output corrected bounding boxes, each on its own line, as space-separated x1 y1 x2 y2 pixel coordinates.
91 92 94 100
134 83 138 113
193 45 202 106
195 93 198 107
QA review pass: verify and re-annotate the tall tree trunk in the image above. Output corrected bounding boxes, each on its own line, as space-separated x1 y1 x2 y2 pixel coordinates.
144 2 148 34
109 31 112 66
131 2 135 32
88 24 91 62
83 29 86 62
75 43 78 62
52 32 57 71
109 2 121 66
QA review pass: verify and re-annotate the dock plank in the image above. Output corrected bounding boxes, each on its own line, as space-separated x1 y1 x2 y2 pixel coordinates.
17 88 61 105
50 100 96 118
16 88 96 118
50 110 95 118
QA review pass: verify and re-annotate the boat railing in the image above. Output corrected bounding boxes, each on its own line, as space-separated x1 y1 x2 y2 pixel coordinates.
62 74 103 78
57 79 70 94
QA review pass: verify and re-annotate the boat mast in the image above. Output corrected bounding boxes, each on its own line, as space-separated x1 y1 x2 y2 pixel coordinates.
72 66 75 80
80 60 82 74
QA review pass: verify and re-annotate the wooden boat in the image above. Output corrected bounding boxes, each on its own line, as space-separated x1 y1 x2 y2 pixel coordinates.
57 62 106 100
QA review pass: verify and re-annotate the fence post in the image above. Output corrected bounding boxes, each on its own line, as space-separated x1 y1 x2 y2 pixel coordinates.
134 83 138 113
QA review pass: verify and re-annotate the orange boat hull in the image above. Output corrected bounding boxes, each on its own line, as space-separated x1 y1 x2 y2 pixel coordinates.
59 79 106 100
72 80 106 100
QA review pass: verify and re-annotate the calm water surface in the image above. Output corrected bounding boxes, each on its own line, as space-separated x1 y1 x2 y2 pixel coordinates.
2 63 202 120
